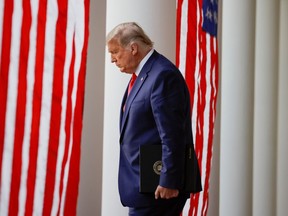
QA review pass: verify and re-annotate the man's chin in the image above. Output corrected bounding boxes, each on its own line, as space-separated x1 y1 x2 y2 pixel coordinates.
120 69 129 74
119 67 131 74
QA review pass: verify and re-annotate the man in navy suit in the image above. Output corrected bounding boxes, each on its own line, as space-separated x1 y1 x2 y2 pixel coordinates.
106 22 201 216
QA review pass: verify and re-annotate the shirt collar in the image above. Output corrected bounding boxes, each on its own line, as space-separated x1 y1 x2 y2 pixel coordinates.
134 49 154 76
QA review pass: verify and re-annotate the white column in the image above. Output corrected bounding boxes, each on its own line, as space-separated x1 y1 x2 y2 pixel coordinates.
276 0 288 215
102 1 176 215
253 0 279 215
219 0 256 215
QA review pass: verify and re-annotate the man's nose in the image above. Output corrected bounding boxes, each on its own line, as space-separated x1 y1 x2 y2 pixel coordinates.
111 56 116 63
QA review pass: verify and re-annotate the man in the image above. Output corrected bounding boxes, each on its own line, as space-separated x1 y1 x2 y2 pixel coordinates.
106 22 201 216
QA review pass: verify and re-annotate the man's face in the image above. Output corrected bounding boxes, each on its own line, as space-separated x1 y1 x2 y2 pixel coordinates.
107 39 137 74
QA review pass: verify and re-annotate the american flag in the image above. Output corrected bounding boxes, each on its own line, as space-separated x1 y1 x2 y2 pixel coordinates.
0 0 89 215
176 0 219 215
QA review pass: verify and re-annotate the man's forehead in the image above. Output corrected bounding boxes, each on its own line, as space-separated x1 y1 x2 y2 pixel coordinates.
108 39 121 50
108 38 119 46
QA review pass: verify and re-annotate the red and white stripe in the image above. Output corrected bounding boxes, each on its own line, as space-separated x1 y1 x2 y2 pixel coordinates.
0 0 89 215
176 0 219 215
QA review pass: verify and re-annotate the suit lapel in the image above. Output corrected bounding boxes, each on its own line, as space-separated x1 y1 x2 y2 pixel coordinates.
120 72 148 133
119 51 159 142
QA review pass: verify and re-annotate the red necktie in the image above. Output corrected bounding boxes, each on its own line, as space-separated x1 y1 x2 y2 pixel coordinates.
128 73 137 95
123 73 137 112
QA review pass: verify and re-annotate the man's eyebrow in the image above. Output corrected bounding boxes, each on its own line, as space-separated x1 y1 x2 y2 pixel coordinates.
110 48 119 53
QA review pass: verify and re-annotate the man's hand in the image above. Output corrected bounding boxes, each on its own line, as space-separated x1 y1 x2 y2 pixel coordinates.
154 185 179 199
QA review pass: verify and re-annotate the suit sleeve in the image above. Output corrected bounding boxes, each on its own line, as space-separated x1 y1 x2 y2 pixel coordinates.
150 69 190 189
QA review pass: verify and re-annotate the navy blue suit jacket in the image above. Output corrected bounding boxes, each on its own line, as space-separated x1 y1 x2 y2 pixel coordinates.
118 50 200 207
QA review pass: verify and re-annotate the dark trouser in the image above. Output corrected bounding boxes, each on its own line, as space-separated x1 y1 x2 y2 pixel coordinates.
128 196 187 216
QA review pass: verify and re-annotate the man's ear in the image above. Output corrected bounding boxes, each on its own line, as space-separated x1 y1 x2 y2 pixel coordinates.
130 43 138 55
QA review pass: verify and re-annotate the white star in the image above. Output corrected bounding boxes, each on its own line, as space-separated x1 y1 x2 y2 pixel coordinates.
206 8 213 21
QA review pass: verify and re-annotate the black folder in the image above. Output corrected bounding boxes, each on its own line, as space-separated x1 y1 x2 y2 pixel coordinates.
139 144 202 193
139 145 162 193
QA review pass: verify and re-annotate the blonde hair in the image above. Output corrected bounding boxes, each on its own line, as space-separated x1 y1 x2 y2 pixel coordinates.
106 22 154 49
